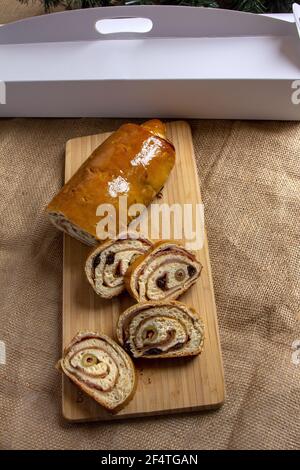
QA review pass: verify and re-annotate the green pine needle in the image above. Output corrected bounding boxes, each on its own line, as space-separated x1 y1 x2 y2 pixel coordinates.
230 0 266 14
18 0 298 13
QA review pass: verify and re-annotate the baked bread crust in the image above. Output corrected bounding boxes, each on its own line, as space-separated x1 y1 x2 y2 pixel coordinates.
124 241 202 302
116 300 205 359
47 120 175 245
85 234 153 299
58 331 137 413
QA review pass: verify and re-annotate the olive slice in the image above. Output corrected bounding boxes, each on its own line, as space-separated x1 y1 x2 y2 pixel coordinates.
81 353 99 368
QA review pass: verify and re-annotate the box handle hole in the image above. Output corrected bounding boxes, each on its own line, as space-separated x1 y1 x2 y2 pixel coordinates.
95 17 153 35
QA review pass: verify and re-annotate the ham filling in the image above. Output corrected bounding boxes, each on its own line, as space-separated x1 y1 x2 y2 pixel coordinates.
134 249 201 301
121 305 202 358
92 239 151 296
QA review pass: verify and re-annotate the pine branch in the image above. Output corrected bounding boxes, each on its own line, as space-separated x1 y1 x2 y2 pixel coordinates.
230 0 266 14
266 0 295 13
19 0 61 13
18 0 298 13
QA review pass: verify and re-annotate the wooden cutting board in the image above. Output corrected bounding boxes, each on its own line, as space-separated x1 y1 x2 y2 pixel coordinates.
62 121 225 421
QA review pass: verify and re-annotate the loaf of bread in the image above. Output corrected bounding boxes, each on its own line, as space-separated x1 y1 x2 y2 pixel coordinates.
58 331 137 413
47 120 175 245
116 301 205 359
124 241 202 302
85 234 152 299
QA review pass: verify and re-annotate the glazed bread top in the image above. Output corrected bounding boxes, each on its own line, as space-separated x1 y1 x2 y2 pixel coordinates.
47 120 175 240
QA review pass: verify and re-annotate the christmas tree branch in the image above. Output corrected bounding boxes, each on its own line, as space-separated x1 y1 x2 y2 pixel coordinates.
18 0 298 14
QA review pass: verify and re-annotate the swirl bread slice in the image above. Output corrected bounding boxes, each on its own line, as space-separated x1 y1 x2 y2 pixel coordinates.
58 331 137 413
85 235 153 299
117 301 205 359
124 241 202 302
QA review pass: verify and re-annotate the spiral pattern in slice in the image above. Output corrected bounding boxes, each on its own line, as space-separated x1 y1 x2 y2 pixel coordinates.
124 241 202 302
85 235 153 299
117 301 205 359
59 331 136 412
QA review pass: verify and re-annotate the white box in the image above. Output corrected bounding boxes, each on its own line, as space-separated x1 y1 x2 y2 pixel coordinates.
0 5 300 119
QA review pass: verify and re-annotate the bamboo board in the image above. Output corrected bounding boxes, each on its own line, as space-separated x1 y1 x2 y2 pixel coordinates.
62 121 225 421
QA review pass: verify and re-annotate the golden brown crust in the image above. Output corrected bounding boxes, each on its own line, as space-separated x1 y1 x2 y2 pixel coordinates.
141 119 166 140
47 120 175 243
123 250 148 298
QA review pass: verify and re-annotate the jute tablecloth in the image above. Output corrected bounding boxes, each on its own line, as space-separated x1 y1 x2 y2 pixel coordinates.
0 0 62 23
0 118 299 450
0 4 300 451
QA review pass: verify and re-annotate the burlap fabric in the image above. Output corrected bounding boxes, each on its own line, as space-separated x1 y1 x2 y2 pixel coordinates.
0 117 299 450
0 4 300 451
0 0 62 23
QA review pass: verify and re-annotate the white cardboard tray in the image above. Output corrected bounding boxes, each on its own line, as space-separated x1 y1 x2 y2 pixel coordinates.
0 5 300 119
